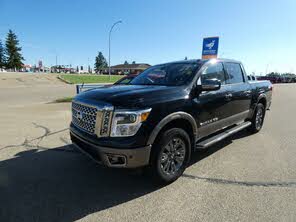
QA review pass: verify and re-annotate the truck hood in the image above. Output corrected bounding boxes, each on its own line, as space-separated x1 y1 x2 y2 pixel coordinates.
74 84 188 108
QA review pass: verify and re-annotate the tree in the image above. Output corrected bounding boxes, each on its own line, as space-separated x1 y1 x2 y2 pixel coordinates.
267 72 280 78
132 61 136 64
124 60 129 65
94 51 108 73
5 30 24 70
76 66 79 73
0 40 5 68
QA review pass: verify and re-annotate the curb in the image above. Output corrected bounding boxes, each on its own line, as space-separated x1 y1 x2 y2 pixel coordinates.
57 75 72 84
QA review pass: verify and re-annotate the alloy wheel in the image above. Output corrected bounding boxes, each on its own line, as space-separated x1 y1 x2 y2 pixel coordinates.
160 137 186 175
255 107 264 130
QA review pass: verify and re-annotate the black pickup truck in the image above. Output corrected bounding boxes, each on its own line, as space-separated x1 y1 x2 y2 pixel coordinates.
70 59 272 183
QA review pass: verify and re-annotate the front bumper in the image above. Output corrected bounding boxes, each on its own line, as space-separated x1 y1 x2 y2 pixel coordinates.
70 129 151 168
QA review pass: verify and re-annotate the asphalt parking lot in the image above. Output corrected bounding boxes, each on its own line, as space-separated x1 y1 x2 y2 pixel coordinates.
0 73 296 222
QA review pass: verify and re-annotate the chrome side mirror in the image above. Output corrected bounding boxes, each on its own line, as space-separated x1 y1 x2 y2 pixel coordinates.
201 79 221 91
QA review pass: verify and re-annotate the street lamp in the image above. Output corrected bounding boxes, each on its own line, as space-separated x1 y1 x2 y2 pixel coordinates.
108 20 122 80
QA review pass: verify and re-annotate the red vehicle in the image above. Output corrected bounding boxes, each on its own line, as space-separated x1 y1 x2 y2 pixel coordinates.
257 76 281 84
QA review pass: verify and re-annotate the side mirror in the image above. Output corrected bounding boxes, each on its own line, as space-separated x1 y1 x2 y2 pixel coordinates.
201 79 221 91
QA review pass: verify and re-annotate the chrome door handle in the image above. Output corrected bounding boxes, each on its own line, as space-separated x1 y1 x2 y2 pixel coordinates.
225 93 233 99
244 90 251 96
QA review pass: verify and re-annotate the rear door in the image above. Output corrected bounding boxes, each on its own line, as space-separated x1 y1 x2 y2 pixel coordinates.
222 62 252 124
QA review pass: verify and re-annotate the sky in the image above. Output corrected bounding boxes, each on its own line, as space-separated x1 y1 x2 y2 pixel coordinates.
0 0 296 74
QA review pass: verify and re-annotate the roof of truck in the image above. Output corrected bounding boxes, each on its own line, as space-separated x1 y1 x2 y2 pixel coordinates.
157 58 242 66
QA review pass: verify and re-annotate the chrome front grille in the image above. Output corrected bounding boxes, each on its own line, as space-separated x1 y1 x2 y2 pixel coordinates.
72 102 97 134
72 101 113 136
100 109 112 136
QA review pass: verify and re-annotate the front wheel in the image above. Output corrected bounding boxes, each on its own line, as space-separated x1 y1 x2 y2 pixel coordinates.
149 128 191 184
249 103 265 133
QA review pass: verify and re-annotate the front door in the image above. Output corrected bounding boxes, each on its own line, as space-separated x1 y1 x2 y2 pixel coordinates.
192 62 229 138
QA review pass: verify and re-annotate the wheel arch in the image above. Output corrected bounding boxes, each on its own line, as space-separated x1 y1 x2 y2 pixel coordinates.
257 94 267 108
147 112 198 146
249 93 267 119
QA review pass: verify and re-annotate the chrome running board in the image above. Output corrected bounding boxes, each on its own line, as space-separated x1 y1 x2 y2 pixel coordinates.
196 121 251 149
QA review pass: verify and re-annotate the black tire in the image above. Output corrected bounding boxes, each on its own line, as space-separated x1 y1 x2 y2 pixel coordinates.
149 128 191 184
249 103 265 133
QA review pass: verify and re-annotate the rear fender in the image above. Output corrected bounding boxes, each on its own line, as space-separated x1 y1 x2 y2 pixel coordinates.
249 93 267 119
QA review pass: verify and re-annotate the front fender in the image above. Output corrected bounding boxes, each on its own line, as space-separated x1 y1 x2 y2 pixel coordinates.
147 111 198 145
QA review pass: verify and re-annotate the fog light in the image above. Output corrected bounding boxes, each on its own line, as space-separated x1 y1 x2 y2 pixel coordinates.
107 154 126 166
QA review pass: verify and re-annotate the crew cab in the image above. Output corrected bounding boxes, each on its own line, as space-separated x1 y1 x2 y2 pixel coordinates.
70 59 272 183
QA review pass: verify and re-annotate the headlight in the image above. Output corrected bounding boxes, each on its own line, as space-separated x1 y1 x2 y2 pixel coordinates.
110 108 151 137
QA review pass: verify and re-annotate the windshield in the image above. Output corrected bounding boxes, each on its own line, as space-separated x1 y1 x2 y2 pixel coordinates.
130 63 200 86
114 76 134 85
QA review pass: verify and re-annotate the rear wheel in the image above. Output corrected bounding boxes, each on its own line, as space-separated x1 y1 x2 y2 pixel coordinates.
150 128 191 184
249 103 265 133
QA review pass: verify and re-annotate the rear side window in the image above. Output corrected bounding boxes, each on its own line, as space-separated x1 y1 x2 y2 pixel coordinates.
201 63 226 85
224 63 244 84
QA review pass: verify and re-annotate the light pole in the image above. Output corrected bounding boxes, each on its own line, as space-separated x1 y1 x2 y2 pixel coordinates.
108 20 122 80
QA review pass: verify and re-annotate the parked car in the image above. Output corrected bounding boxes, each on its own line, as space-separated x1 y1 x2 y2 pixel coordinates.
257 76 282 84
70 59 272 184
113 74 137 85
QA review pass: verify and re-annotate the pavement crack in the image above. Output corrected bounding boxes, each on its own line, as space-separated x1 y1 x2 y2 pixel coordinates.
60 136 71 146
32 122 51 149
0 123 70 153
182 174 296 188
